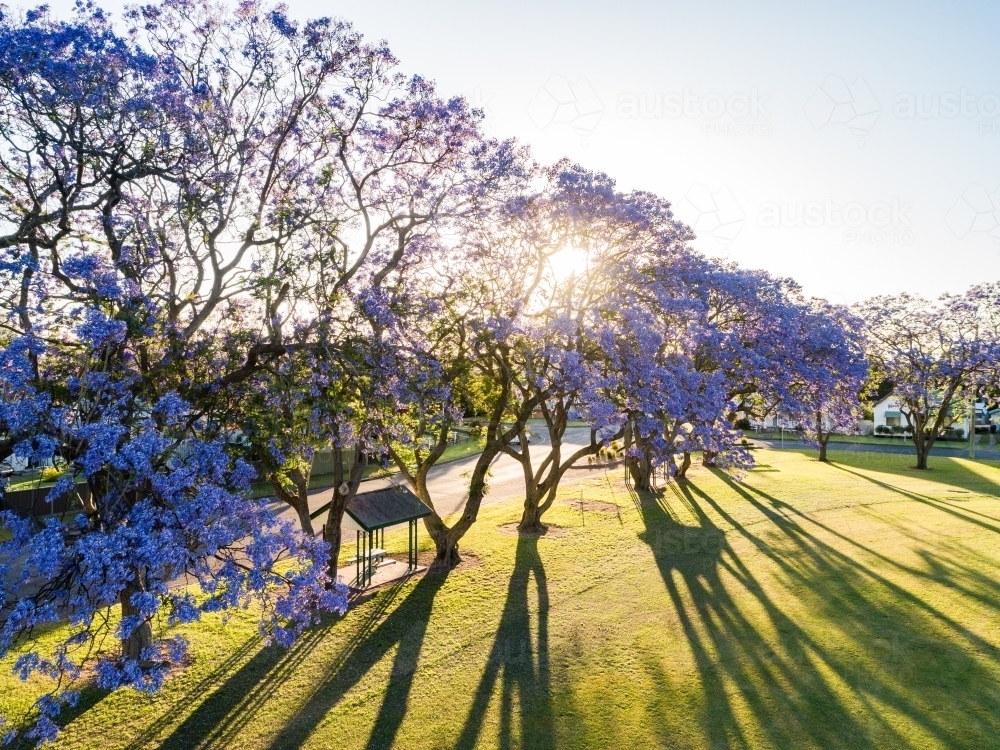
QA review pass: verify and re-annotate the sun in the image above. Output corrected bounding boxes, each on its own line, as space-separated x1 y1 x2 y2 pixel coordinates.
547 244 592 283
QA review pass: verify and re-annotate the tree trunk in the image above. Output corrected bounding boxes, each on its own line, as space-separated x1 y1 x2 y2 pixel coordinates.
323 446 367 583
518 489 547 533
702 450 718 468
294 503 315 537
120 579 154 662
914 430 933 469
405 371 526 569
623 417 654 492
817 411 830 462
512 406 613 535
517 498 545 534
421 436 506 568
269 468 314 536
323 497 347 580
676 451 692 479
424 514 463 567
627 455 653 492
911 419 933 470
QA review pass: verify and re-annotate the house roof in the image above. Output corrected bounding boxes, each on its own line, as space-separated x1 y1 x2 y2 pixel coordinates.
873 394 900 408
344 485 432 531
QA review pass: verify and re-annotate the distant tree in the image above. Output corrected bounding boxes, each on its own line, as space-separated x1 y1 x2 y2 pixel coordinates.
855 286 1000 469
785 302 868 462
674 264 812 477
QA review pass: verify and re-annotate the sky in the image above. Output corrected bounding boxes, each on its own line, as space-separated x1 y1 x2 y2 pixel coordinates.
51 0 1000 303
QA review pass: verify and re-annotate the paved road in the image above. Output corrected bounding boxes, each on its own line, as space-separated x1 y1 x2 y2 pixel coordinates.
754 438 1000 461
268 425 621 530
272 433 1000 531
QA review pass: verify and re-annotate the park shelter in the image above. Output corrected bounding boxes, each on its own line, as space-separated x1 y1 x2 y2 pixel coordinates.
341 485 432 588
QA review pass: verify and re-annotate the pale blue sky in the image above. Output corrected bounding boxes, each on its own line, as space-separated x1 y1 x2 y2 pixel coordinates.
50 0 1000 302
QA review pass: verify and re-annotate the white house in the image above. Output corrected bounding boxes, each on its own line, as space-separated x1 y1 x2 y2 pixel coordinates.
750 411 843 432
872 395 992 435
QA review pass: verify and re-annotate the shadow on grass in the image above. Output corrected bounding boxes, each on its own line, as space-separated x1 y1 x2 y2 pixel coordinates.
143 573 443 750
261 572 446 750
125 636 264 749
799 448 1000 497
643 469 1000 749
10 682 112 750
827 460 1000 533
633 484 866 749
627 470 1000 749
453 535 553 750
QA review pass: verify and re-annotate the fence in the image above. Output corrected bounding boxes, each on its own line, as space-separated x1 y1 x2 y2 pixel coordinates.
0 484 91 518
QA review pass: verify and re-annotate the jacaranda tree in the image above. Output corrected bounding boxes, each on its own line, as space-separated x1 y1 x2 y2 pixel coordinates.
0 3 354 742
784 301 868 462
856 285 1000 469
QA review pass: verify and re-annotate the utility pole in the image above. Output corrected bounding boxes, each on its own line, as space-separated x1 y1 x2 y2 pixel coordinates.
970 390 977 461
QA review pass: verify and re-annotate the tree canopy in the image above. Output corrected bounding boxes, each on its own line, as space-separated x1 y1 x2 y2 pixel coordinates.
2 0 996 744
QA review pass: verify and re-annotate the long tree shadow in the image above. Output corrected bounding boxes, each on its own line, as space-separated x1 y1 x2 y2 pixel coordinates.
828 461 1000 533
802 448 1000 498
261 572 447 750
452 535 553 750
148 573 443 750
634 471 1000 749
715 470 1000 662
126 636 264 749
10 681 113 750
633 486 746 749
636 483 884 749
688 469 1000 748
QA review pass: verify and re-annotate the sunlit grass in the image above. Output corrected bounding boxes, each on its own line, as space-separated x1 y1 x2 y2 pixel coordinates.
4 448 1000 749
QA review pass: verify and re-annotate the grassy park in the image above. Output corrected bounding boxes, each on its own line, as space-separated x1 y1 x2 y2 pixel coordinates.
4 447 1000 749
749 430 997 448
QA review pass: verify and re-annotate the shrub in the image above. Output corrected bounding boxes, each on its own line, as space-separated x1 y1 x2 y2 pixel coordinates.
39 466 64 482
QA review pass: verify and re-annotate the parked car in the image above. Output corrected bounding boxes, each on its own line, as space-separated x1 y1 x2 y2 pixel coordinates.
0 462 12 479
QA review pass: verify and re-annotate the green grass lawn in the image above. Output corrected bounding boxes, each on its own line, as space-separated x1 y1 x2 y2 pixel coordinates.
751 430 997 448
6 448 1000 749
